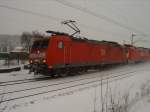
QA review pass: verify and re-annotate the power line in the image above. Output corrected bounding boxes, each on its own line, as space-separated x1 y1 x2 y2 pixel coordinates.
0 4 62 21
53 0 148 37
0 4 118 37
98 1 150 39
1 2 148 41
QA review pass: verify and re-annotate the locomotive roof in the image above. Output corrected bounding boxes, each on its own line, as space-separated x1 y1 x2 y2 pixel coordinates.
69 37 121 46
46 30 68 35
70 37 88 42
124 44 133 47
100 40 121 46
70 38 121 47
46 30 125 47
124 44 136 48
137 47 150 50
89 40 122 46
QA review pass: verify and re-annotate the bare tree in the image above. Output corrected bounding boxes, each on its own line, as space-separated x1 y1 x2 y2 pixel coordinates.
21 31 46 52
21 32 33 52
0 38 10 52
32 31 45 38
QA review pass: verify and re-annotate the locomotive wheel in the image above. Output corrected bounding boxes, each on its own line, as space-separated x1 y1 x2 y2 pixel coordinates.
34 71 38 75
57 68 67 77
48 69 56 78
59 73 67 77
70 67 81 75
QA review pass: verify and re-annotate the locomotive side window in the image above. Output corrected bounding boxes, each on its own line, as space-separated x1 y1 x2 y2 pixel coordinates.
58 41 64 48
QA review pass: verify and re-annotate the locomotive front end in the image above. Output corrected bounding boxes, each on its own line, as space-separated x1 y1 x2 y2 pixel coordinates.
29 38 49 74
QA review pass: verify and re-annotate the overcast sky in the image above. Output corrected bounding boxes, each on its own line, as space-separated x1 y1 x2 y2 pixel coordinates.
0 0 150 47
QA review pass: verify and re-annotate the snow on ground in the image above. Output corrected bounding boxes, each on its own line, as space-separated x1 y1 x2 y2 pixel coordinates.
129 97 150 112
0 60 5 66
0 60 29 69
0 62 150 112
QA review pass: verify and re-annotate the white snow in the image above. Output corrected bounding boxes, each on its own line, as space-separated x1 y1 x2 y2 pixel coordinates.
0 62 150 112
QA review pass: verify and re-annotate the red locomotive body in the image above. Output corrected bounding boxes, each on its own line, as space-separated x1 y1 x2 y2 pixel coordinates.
100 41 127 64
29 31 150 75
138 48 150 61
125 45 140 63
124 45 150 63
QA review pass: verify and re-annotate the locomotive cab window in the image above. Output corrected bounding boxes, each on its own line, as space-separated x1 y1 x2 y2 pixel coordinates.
32 39 49 49
41 40 49 48
58 41 64 48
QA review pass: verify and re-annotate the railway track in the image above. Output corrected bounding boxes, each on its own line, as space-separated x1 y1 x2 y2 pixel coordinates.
0 68 148 104
0 70 136 96
0 64 135 87
0 65 125 86
0 76 52 86
0 63 143 87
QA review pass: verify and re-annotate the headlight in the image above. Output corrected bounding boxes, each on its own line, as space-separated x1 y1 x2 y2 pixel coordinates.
30 60 33 64
43 59 46 63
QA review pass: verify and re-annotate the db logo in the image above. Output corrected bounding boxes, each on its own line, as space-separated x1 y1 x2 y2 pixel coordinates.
101 49 106 56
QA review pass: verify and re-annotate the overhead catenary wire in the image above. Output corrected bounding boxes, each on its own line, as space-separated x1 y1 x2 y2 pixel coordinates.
53 0 148 37
0 1 148 37
0 1 149 42
98 1 150 40
0 4 62 21
0 4 116 37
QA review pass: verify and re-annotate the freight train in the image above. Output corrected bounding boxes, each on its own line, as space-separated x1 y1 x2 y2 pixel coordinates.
29 30 150 76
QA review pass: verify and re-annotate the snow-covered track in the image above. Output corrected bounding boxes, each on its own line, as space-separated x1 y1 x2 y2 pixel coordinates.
0 66 126 86
0 76 51 86
1 68 147 104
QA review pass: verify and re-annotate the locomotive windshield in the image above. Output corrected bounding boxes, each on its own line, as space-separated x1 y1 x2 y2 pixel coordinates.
32 39 49 49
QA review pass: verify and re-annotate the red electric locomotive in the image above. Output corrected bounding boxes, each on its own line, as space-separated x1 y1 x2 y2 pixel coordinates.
29 30 128 75
124 44 150 63
124 44 139 63
29 20 150 75
138 47 150 62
